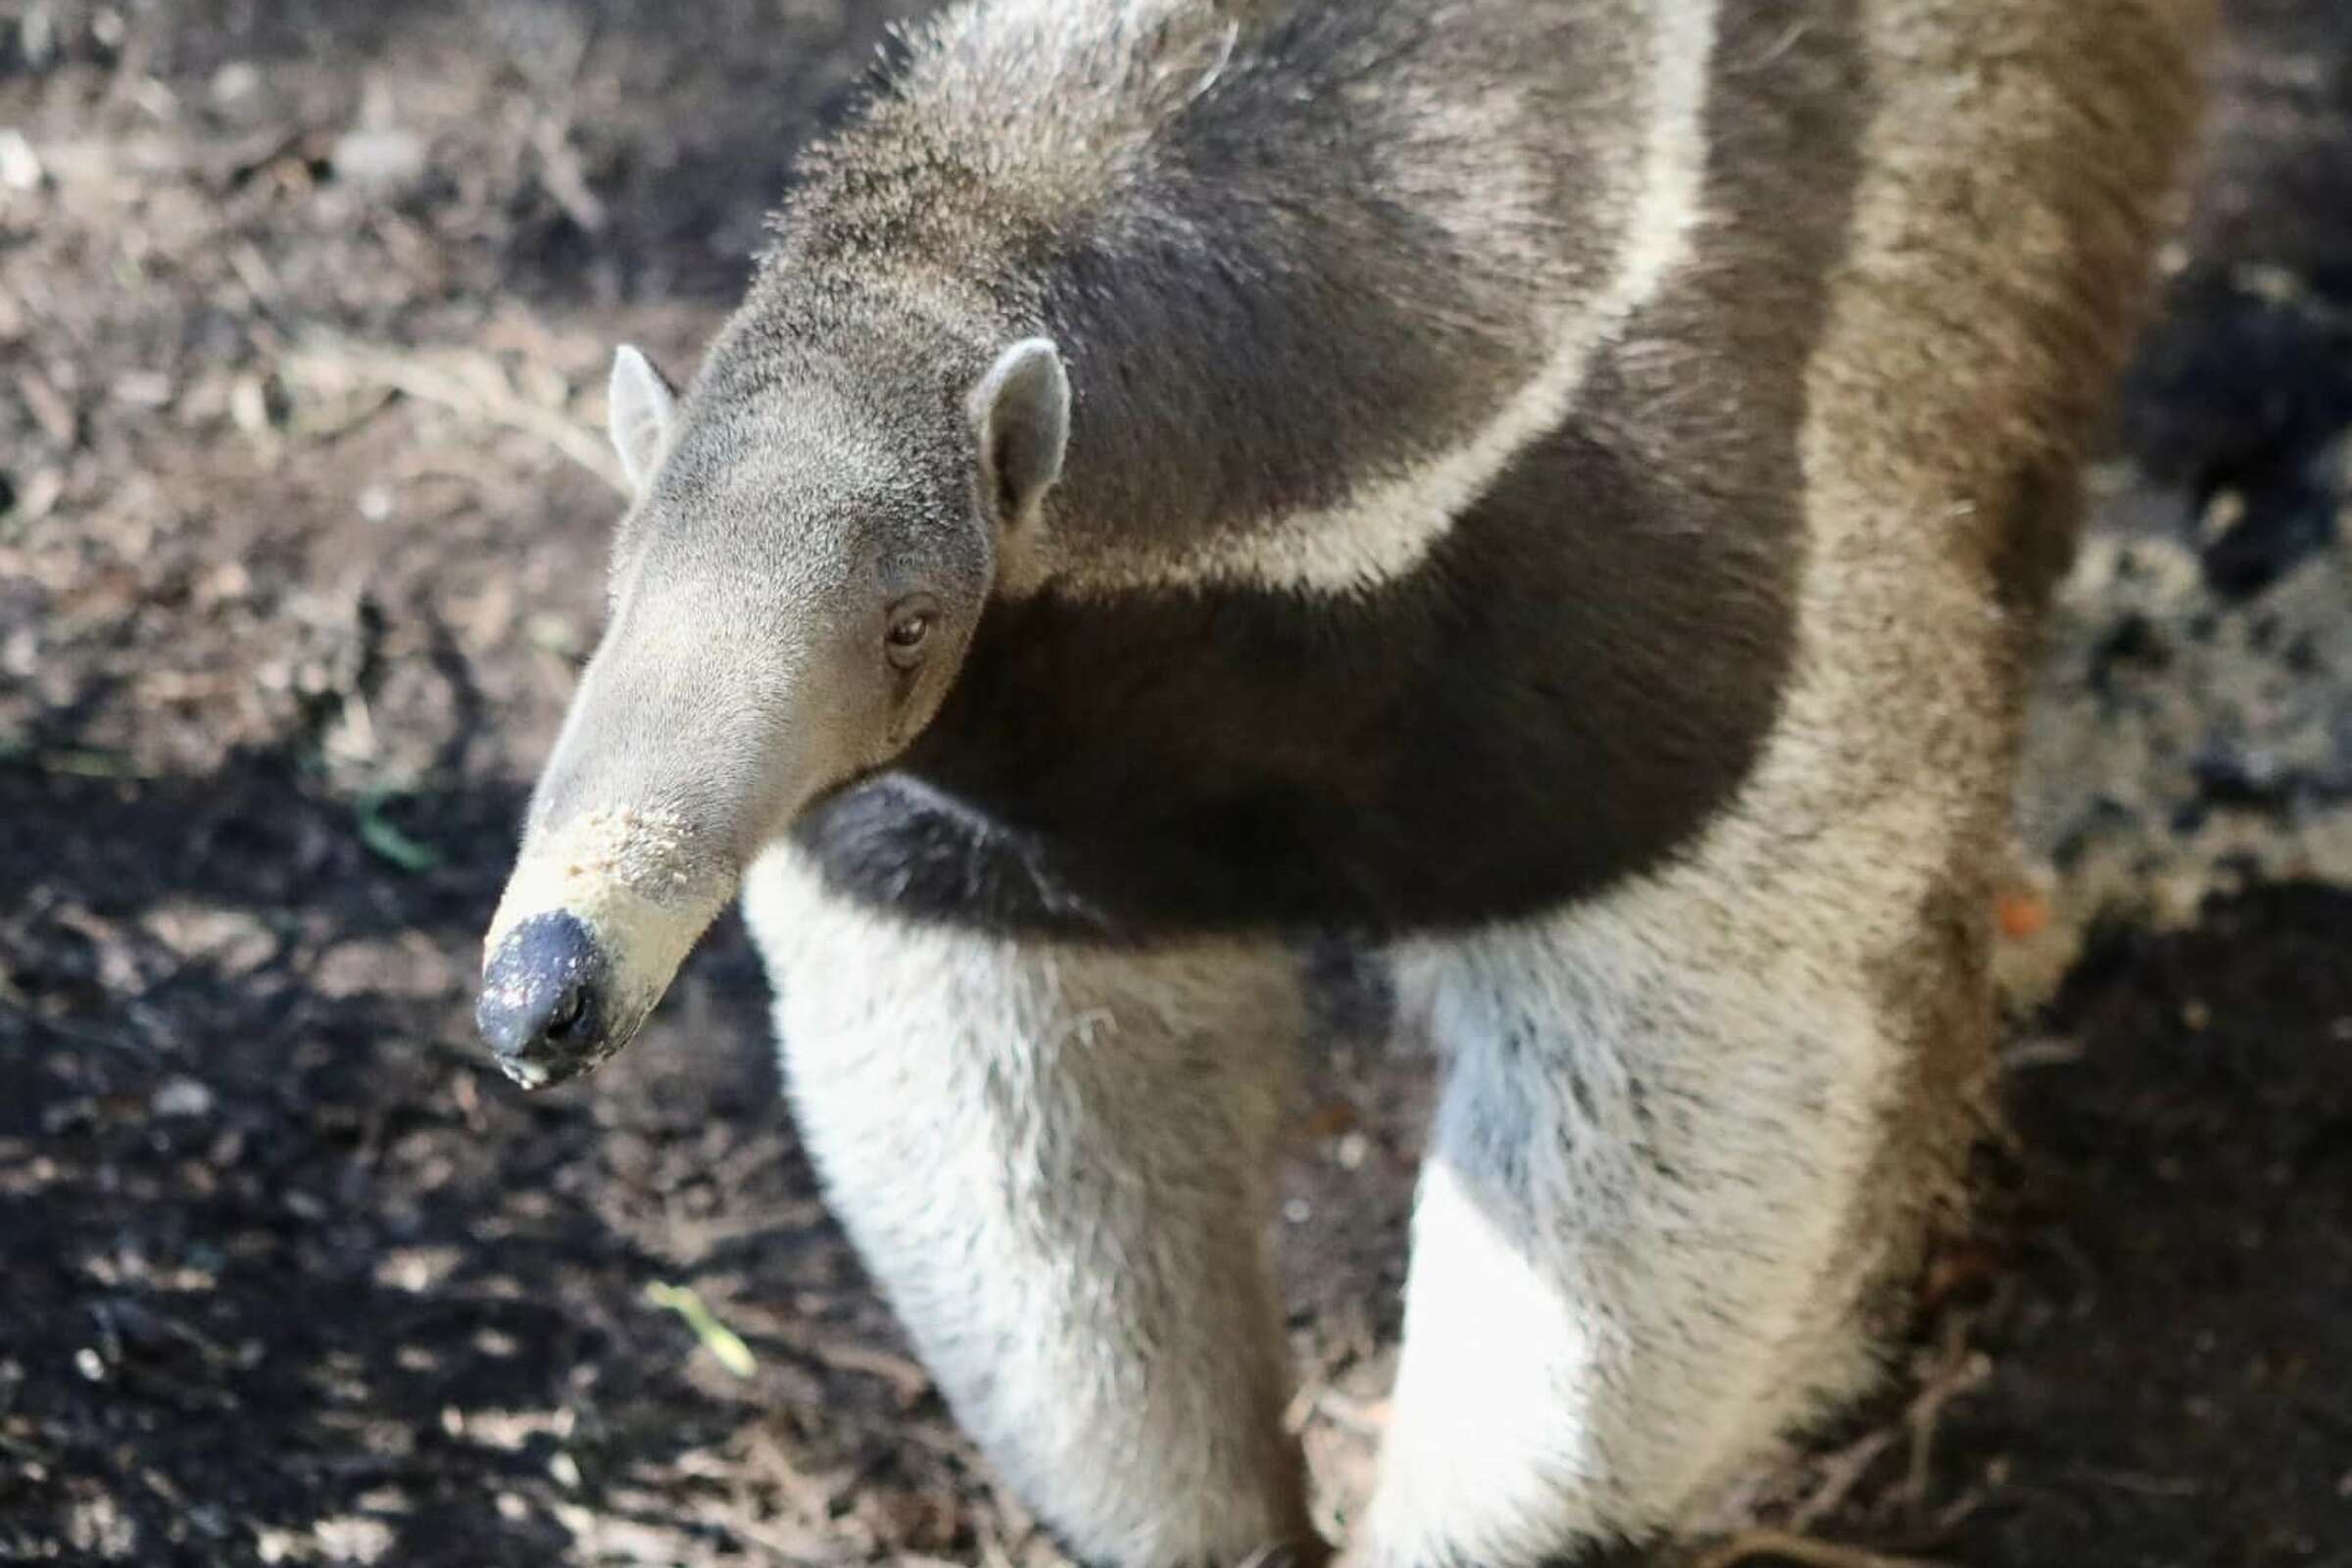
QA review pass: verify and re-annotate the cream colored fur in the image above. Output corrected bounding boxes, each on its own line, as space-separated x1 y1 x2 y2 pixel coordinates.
741 846 1315 1567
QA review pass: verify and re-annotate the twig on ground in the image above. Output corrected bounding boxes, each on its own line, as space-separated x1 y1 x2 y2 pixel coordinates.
792 1332 934 1406
1787 1426 1901 1534
532 116 608 234
281 336 624 491
703 1294 935 1405
1901 1315 1992 1513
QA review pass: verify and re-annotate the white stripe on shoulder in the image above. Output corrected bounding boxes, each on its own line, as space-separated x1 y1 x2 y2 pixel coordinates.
1035 0 1721 601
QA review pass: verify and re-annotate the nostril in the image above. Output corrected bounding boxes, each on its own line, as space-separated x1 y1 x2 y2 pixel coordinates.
478 910 607 1069
540 985 586 1044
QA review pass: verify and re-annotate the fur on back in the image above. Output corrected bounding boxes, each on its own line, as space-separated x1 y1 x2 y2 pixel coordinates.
726 0 1687 592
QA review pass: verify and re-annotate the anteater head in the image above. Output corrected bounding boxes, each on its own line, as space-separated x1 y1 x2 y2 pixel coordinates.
476 330 1070 1089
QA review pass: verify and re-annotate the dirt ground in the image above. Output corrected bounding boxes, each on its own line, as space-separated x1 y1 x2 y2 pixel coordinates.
2 2 2348 1565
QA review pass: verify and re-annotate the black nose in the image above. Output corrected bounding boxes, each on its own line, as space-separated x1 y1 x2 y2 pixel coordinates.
476 910 608 1086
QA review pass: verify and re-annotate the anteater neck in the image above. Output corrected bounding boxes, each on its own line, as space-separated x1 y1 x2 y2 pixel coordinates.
753 0 1693 595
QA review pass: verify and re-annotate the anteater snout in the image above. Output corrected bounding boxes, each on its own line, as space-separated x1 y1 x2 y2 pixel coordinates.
476 909 609 1089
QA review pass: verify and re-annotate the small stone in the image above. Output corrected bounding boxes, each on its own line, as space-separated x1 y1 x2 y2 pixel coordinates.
330 126 426 194
64 1491 136 1557
112 371 173 409
229 374 272 436
313 1515 393 1564
211 63 260 104
149 1076 216 1120
0 131 44 193
17 468 62 521
525 612 584 658
74 1347 106 1382
1282 1198 1313 1225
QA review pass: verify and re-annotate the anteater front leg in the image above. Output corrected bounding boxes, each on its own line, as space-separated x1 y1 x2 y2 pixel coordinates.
1359 850 1974 1568
742 847 1320 1568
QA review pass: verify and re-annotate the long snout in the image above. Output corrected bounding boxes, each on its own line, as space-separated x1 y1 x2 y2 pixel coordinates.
477 564 862 1089
477 583 802 1089
478 801 734 1089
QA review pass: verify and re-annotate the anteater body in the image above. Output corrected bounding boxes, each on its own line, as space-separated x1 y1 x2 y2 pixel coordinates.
477 3 2212 1562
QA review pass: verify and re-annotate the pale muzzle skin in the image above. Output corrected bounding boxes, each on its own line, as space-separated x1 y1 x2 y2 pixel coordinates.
476 805 734 1089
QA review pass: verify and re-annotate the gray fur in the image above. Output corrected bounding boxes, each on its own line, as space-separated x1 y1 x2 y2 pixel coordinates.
481 0 2217 1563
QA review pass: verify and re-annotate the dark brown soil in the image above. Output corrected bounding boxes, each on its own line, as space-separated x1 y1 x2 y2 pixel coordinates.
1 3 2347 1565
1944 885 2352 1568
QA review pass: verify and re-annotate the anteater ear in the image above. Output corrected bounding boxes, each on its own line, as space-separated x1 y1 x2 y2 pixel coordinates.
608 345 679 495
968 337 1069 534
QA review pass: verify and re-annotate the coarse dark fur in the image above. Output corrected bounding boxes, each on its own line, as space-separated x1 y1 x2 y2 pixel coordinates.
791 0 1867 940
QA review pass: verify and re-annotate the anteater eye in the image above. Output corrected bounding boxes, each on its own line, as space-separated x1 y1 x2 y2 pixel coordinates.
884 599 937 669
